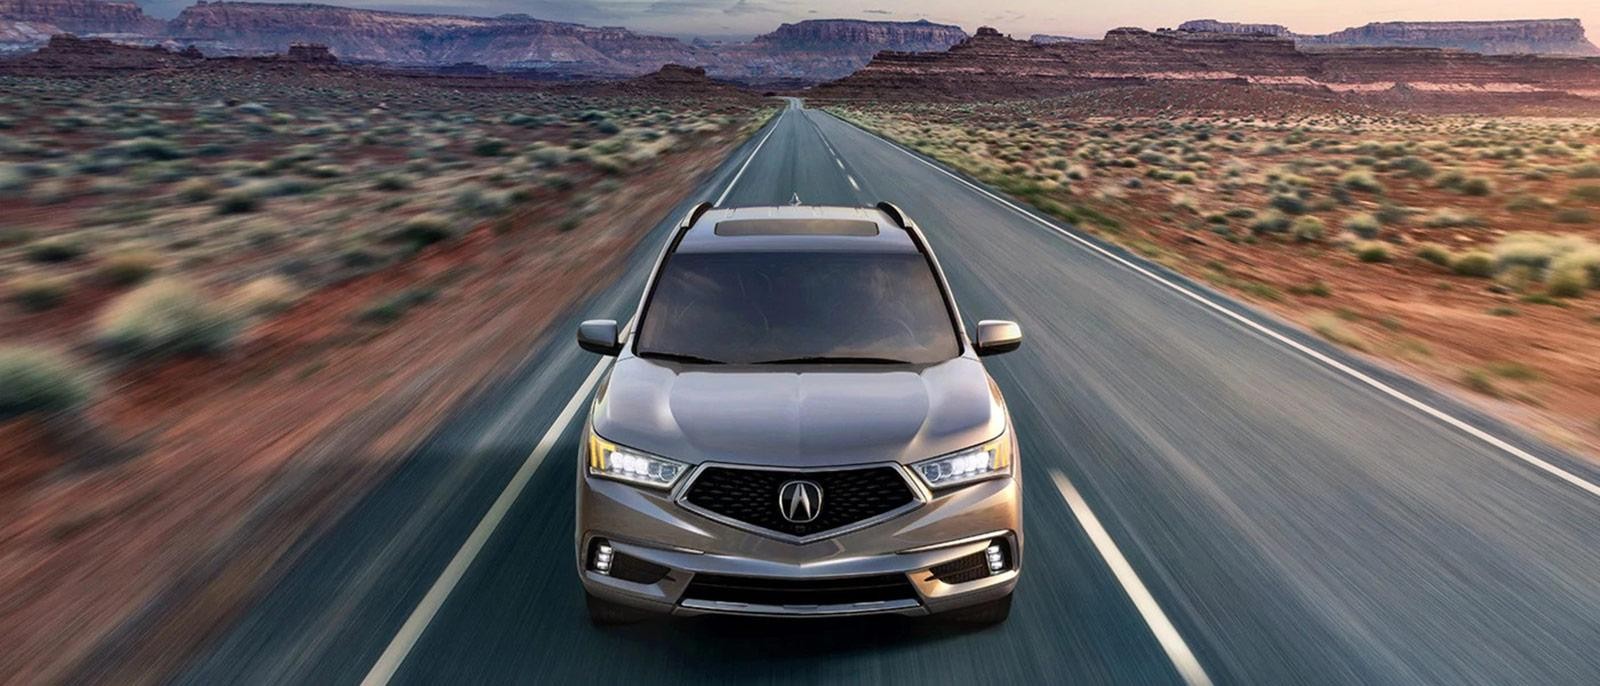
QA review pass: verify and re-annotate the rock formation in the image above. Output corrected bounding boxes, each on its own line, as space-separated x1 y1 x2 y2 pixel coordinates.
0 0 159 35
1177 20 1292 37
1181 18 1600 56
813 26 1600 102
1 1 966 83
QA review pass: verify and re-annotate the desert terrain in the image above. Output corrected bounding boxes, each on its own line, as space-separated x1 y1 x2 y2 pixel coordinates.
828 91 1600 453
0 59 773 682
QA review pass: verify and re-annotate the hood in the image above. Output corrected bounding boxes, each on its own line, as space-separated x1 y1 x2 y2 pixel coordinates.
591 356 1005 468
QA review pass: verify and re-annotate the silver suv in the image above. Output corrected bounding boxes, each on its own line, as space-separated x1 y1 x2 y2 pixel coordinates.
575 202 1022 624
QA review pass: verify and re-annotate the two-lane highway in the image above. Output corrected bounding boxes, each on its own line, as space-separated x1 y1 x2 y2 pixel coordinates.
173 100 1600 685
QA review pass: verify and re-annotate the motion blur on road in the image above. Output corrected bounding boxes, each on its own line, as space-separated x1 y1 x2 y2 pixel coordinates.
168 101 1600 685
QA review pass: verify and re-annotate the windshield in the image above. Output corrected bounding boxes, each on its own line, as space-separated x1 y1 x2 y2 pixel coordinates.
635 250 961 365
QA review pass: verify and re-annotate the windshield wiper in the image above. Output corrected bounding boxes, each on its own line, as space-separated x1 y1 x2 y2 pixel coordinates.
637 350 728 365
751 355 912 365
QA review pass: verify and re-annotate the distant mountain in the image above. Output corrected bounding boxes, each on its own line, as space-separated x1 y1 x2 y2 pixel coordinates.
0 1 967 83
1030 34 1093 45
814 25 1600 102
1179 18 1600 56
0 0 160 35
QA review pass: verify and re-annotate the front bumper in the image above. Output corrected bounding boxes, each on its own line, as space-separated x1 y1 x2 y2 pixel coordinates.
575 454 1022 617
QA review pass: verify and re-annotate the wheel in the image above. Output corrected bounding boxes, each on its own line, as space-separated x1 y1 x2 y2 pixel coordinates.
943 593 1012 625
585 592 651 625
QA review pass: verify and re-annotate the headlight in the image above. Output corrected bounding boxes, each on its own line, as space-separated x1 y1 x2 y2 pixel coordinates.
913 435 1012 489
587 432 687 489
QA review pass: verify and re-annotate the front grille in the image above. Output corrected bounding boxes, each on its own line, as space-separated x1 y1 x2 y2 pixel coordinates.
683 572 917 606
927 551 989 585
682 465 917 538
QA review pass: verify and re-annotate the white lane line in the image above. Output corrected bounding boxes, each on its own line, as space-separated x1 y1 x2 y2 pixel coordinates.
847 175 860 191
364 113 781 685
360 360 609 686
1051 471 1215 686
835 158 845 170
850 116 1600 500
714 109 783 207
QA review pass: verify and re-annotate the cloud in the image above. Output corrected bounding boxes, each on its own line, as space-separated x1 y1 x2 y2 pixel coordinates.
863 9 892 14
723 0 777 16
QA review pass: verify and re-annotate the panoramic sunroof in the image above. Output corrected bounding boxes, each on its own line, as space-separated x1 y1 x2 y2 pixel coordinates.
713 219 880 237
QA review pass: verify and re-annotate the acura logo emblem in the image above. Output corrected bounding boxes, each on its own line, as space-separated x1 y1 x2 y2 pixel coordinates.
778 480 823 523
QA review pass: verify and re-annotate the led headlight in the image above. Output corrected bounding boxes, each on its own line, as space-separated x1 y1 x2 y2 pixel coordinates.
587 432 687 489
913 435 1012 489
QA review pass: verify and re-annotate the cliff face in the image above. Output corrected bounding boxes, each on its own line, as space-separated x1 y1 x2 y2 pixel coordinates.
1178 19 1292 37
709 18 966 84
1303 20 1600 56
813 26 1600 101
0 0 159 35
1183 18 1600 56
158 6 964 82
165 2 697 73
752 19 965 51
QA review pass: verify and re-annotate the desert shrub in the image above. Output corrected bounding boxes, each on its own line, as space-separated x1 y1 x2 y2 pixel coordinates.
1338 171 1383 193
95 279 240 357
0 162 28 195
1422 208 1482 228
25 237 87 264
1354 242 1391 263
1342 213 1381 239
471 138 508 157
373 173 411 191
1292 216 1325 242
1552 248 1600 288
175 178 216 203
1394 156 1436 179
215 188 260 215
1556 208 1594 224
1269 193 1308 215
1569 185 1600 204
1506 194 1554 213
1569 162 1600 179
1492 233 1587 271
0 226 30 247
1458 177 1493 196
356 288 437 325
454 185 509 216
117 137 184 161
1415 243 1453 267
1375 201 1414 225
229 275 301 315
1451 251 1495 277
95 250 161 287
392 214 455 249
8 274 71 311
1308 313 1367 350
0 347 94 419
1250 210 1291 234
1547 266 1587 298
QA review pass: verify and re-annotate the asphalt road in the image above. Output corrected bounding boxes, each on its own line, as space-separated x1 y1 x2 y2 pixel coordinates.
173 100 1600 685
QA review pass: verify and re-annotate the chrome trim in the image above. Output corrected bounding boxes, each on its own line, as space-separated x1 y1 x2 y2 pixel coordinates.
897 530 1012 554
674 461 927 545
679 597 922 616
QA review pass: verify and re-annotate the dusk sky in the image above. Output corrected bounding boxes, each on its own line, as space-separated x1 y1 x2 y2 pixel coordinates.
137 0 1600 42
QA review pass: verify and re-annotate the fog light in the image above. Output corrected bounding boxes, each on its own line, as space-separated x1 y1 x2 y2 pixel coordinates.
985 542 1005 575
594 541 614 575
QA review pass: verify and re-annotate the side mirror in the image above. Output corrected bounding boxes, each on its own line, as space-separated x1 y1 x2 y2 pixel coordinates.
973 320 1022 357
577 319 622 356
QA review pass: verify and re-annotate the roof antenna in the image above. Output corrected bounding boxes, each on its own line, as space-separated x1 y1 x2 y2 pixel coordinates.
789 192 801 206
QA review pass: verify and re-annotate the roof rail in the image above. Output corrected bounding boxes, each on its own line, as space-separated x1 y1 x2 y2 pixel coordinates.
679 201 714 230
875 201 909 229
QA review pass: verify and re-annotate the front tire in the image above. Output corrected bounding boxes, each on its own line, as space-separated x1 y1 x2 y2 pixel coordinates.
586 593 650 625
943 592 1012 625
